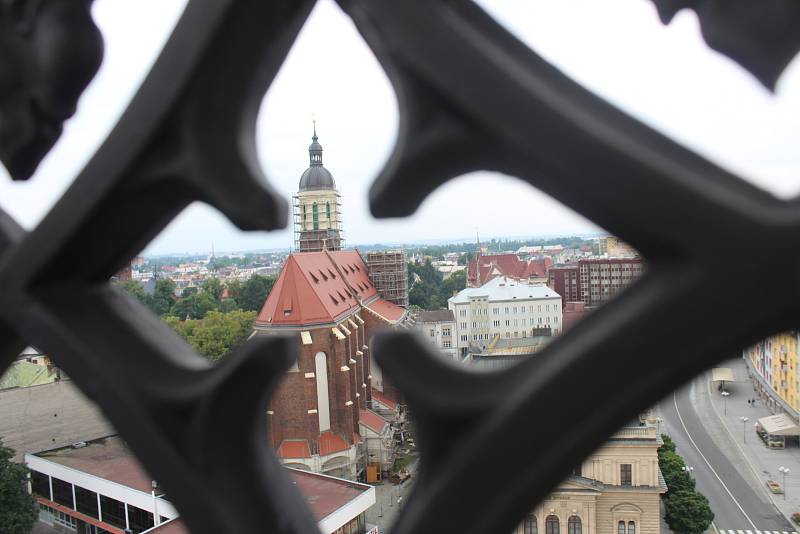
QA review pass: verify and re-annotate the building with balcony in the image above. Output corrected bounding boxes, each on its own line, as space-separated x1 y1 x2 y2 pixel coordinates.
26 436 376 534
512 424 666 534
744 331 800 419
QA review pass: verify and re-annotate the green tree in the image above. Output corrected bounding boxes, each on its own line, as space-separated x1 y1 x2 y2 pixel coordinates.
151 278 177 316
181 286 198 298
202 277 224 302
664 490 714 533
226 279 243 305
118 279 151 308
170 292 218 320
238 275 275 312
0 439 37 534
659 433 677 458
168 310 257 362
457 253 470 265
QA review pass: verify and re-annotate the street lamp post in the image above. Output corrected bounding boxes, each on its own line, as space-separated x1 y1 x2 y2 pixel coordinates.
740 416 749 443
681 466 694 478
722 391 730 415
779 466 790 501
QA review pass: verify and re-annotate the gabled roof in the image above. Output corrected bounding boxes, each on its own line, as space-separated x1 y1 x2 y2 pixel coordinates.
468 254 552 286
277 440 312 459
256 251 378 327
449 275 560 304
359 409 389 434
319 431 350 456
364 299 406 324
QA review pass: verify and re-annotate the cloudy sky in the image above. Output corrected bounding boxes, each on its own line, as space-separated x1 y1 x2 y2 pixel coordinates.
1 0 798 255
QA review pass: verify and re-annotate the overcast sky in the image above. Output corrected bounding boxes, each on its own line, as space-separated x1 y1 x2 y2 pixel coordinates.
1 0 798 255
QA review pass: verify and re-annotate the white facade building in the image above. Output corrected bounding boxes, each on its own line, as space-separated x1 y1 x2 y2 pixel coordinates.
448 276 562 357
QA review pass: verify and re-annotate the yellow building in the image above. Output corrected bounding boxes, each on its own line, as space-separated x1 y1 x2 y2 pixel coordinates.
744 331 800 416
514 425 666 534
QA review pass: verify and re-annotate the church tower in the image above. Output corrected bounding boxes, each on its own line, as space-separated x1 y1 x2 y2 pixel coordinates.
292 124 343 252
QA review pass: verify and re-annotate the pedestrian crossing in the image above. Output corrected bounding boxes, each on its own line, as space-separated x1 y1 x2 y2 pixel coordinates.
717 529 797 534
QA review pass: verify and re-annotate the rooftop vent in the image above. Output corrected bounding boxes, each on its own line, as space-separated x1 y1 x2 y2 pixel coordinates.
71 441 88 449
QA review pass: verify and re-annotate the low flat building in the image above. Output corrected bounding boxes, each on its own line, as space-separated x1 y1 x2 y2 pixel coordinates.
26 436 377 534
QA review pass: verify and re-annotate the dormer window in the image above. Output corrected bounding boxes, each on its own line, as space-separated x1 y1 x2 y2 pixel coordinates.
330 294 338 305
320 270 328 281
310 272 319 283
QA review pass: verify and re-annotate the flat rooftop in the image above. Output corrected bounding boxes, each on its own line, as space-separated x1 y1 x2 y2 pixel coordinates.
36 436 154 493
289 468 371 521
35 436 372 523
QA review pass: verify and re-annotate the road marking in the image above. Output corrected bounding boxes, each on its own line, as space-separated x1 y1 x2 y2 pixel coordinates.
673 392 757 530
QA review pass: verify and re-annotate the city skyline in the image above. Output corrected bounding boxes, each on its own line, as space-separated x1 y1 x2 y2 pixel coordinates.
0 0 797 255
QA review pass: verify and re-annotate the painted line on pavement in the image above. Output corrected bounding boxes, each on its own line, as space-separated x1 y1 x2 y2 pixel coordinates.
673 391 757 531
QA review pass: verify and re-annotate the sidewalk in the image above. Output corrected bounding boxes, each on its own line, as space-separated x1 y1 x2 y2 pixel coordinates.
706 358 800 527
364 457 418 533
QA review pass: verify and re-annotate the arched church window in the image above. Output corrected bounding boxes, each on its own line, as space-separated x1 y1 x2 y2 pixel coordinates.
312 203 319 230
567 516 581 534
627 522 635 534
618 521 625 534
545 515 559 534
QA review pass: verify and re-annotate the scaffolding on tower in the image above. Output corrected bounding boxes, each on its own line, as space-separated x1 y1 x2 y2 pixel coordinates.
292 193 344 252
366 250 409 307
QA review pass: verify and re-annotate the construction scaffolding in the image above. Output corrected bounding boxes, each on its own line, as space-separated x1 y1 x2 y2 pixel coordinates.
366 250 409 308
292 194 344 252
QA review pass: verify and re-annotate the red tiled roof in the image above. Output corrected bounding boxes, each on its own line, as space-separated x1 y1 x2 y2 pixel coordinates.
371 390 397 410
359 409 389 434
319 431 350 456
257 251 377 327
365 298 405 323
277 440 312 459
467 254 552 286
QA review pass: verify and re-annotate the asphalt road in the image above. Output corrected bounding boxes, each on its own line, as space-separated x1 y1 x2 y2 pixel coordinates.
660 376 793 533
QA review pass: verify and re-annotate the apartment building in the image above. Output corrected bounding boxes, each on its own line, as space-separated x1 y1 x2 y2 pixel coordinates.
745 331 800 418
449 276 562 358
548 258 643 308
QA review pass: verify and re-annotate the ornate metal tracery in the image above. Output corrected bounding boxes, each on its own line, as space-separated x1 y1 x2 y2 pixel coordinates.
1 1 799 534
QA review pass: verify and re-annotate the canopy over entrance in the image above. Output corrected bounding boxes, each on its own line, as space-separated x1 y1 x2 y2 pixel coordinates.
758 414 800 436
711 368 734 382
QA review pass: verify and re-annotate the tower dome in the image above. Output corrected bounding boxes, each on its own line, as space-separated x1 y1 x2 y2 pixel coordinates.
299 126 335 191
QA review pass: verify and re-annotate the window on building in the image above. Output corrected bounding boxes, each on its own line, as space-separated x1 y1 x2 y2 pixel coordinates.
75 486 99 519
30 470 50 499
430 329 435 337
51 477 73 508
505 320 510 326
568 516 581 534
620 464 632 486
524 515 537 534
312 202 319 230
505 307 509 313
628 522 635 534
443 328 450 336
326 201 331 219
128 504 155 533
443 341 451 348
100 495 127 529
546 515 559 534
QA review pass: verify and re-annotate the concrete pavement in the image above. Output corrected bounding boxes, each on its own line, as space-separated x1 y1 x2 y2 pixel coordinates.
364 458 418 533
658 372 791 534
706 358 800 530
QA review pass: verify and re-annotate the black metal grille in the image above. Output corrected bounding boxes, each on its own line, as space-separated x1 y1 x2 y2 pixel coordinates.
1 1 799 534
